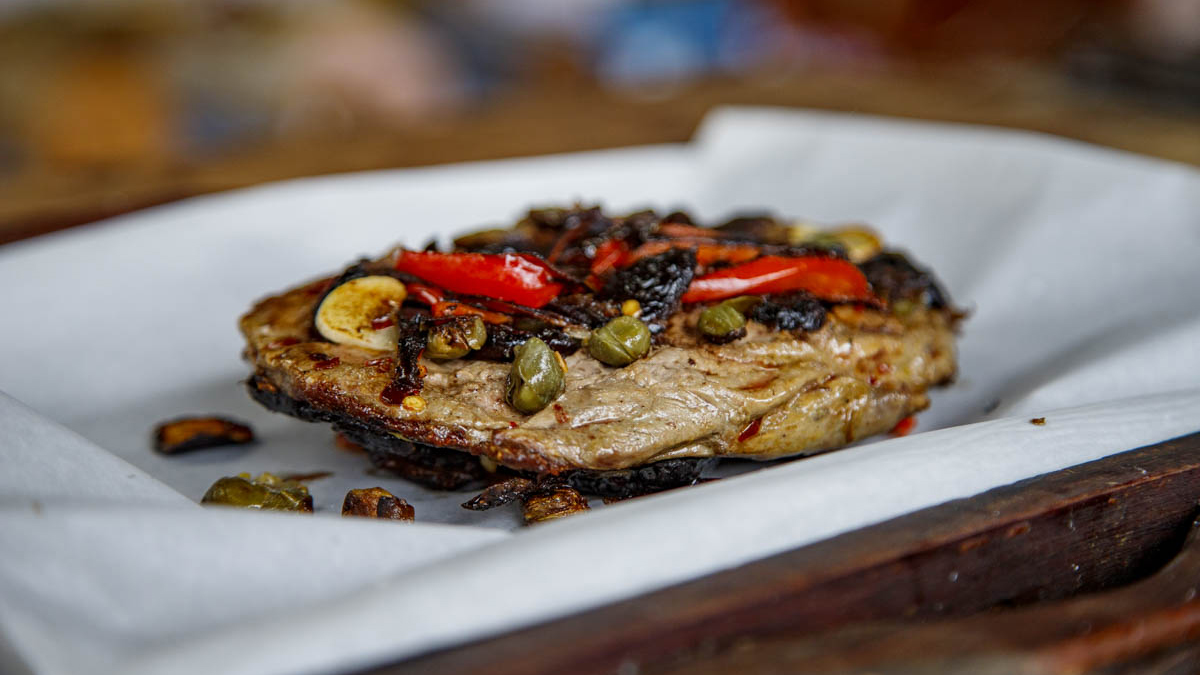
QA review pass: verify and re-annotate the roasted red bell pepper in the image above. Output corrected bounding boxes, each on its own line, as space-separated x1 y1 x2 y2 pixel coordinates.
395 250 563 308
590 239 630 275
890 416 917 437
627 240 762 267
681 255 875 304
431 301 512 324
405 282 446 306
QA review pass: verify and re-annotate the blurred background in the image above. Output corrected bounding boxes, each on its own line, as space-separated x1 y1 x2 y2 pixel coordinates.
1 0 1198 243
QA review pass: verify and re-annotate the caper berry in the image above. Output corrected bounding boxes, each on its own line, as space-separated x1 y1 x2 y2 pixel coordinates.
426 316 487 360
723 295 762 314
801 232 847 254
507 337 566 414
588 315 651 367
698 301 748 344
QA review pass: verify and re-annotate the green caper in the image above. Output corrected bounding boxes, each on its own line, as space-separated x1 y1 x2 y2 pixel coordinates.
506 337 565 414
698 301 748 344
201 473 313 512
426 316 487 360
802 232 848 255
723 295 762 314
588 315 651 366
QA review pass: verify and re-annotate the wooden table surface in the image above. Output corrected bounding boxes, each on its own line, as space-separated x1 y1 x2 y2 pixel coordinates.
2 63 1199 243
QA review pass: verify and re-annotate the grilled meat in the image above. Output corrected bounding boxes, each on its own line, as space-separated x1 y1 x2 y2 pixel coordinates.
240 207 960 493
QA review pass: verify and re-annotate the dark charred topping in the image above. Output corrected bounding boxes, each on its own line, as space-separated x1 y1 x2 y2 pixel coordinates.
549 209 655 273
474 322 580 361
525 206 575 230
544 293 621 329
565 458 715 499
603 247 696 325
454 206 603 256
470 297 578 328
662 210 694 225
748 292 828 332
337 422 492 490
713 214 791 244
342 487 415 521
153 416 256 455
546 207 613 262
461 476 537 510
860 251 950 308
382 318 428 403
453 227 544 256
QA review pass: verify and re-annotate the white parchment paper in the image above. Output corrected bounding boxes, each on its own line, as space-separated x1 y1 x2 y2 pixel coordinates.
0 108 1198 675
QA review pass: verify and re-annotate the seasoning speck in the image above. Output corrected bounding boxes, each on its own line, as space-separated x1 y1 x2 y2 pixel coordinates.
1030 417 1046 426
402 395 427 412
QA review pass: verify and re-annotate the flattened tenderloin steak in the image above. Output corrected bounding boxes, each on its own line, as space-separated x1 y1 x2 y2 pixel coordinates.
240 206 960 483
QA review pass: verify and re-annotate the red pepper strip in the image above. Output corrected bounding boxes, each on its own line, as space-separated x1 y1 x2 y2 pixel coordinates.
681 255 875 304
405 283 445 306
695 244 762 266
395 250 563 308
431 301 512 324
890 416 917 437
627 240 762 267
589 239 630 276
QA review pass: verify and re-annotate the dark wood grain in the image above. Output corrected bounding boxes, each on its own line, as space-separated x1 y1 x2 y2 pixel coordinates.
366 431 1200 675
655 513 1200 674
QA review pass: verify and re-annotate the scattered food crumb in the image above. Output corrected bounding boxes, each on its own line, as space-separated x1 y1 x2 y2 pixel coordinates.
523 486 590 524
342 487 415 521
280 471 334 482
1030 417 1046 426
153 416 255 455
201 472 313 512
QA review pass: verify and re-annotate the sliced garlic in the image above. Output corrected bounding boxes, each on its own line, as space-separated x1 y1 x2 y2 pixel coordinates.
315 276 407 351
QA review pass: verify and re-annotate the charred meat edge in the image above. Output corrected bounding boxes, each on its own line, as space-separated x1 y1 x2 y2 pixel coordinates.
248 374 714 497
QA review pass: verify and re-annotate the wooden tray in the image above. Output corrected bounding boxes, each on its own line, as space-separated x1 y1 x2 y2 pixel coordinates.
367 432 1200 674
